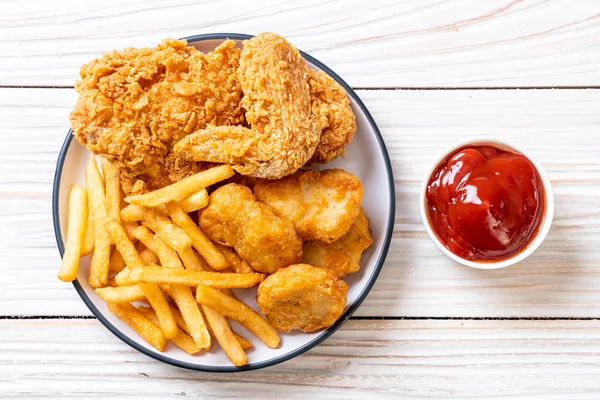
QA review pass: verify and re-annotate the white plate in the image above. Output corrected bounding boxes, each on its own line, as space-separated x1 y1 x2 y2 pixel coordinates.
53 33 395 372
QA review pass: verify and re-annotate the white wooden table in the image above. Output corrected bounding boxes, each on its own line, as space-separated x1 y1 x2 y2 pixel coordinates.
1 1 600 398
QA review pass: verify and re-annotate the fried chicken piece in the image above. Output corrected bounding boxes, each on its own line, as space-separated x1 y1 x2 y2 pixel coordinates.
302 208 373 278
308 69 357 164
199 184 302 274
256 264 348 332
70 39 244 193
174 32 321 179
253 168 363 243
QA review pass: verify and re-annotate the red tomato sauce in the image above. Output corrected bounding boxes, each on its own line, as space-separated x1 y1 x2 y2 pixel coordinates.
426 145 545 261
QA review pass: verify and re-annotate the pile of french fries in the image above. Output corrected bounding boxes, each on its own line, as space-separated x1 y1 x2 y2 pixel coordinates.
58 157 280 366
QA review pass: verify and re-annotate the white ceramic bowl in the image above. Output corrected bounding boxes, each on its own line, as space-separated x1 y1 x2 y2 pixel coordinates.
53 33 395 372
419 137 554 270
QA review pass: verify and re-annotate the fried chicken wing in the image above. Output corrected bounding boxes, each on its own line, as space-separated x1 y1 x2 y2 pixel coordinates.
70 39 243 193
253 168 363 243
308 70 357 164
199 184 302 274
173 32 321 179
256 264 348 332
302 208 373 278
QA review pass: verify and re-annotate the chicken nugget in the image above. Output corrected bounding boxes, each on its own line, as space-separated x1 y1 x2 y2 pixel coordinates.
302 208 373 278
256 264 348 332
253 168 363 243
199 184 302 274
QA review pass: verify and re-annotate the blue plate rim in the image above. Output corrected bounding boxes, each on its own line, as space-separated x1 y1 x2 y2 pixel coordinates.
52 32 396 373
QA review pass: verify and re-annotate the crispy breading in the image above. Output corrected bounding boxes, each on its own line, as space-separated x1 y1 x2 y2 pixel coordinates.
253 168 363 243
256 264 348 332
308 69 356 164
173 32 321 179
199 184 302 274
70 39 243 193
302 208 373 278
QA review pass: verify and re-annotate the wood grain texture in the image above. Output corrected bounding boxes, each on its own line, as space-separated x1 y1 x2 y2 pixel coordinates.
1 0 600 88
1 87 599 317
2 319 600 398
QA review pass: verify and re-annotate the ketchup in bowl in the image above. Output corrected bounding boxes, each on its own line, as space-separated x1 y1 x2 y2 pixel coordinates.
425 145 545 262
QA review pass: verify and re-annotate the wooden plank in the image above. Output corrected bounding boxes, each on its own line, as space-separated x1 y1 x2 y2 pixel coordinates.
1 319 600 398
1 0 599 88
1 88 599 317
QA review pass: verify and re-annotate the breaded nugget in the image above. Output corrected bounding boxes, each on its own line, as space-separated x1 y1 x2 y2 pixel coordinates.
174 32 321 179
253 168 363 243
70 39 243 193
308 69 356 164
302 208 373 278
199 184 302 274
256 264 348 332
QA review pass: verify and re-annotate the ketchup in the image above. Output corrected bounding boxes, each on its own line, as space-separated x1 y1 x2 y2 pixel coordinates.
426 145 544 261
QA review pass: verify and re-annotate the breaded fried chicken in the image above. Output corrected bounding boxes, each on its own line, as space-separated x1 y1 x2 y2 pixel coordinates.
173 32 321 179
70 39 243 193
308 69 357 164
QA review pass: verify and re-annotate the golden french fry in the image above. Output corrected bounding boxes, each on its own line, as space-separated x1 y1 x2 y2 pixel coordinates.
232 330 254 350
101 158 121 222
215 244 254 274
196 285 279 349
81 192 95 256
57 185 88 282
169 304 190 334
132 226 158 253
104 218 145 270
109 249 126 273
143 208 191 254
129 266 264 288
122 221 138 241
120 204 145 222
163 285 211 349
107 303 166 351
87 157 111 288
95 285 145 303
138 283 178 339
114 267 135 286
137 306 201 355
178 247 209 271
202 305 247 366
155 236 183 269
125 165 234 208
140 247 159 265
179 189 209 213
166 202 229 271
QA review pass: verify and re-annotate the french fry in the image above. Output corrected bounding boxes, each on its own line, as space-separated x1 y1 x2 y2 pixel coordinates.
122 221 139 241
163 285 211 349
132 226 158 253
107 303 166 351
81 193 95 255
104 218 145 270
140 247 159 265
215 243 254 274
196 285 280 349
57 185 88 282
109 249 126 273
179 189 209 213
95 285 145 303
232 331 254 350
166 202 229 271
107 277 118 287
125 165 234 208
120 204 145 222
114 267 135 286
143 208 191 254
202 305 247 366
137 306 201 355
87 157 111 288
178 247 210 271
138 283 178 339
169 304 190 334
129 266 264 288
101 158 121 222
155 235 183 270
